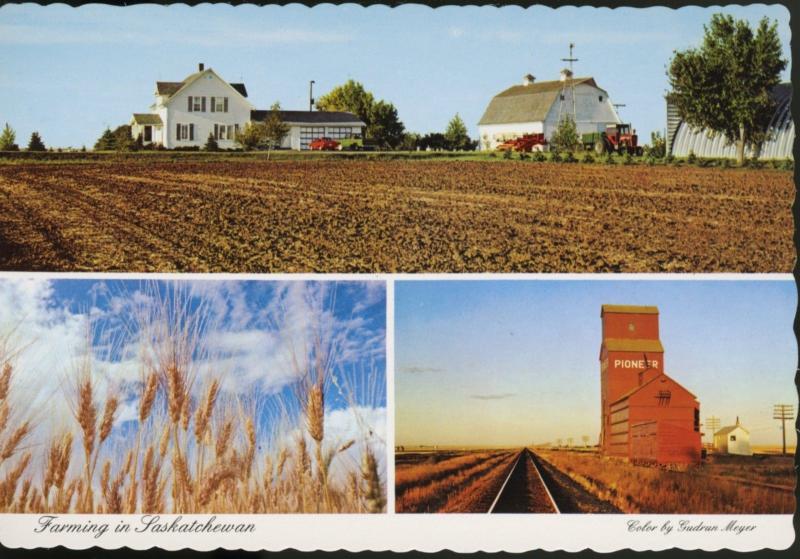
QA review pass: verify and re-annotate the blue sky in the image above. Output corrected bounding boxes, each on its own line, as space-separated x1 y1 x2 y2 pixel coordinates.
0 3 791 148
0 278 386 450
395 279 796 448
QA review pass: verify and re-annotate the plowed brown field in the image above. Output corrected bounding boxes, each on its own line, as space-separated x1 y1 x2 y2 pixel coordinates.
0 160 792 272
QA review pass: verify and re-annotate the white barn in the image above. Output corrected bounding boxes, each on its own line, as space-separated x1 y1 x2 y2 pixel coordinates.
713 418 752 456
130 64 365 150
477 70 622 150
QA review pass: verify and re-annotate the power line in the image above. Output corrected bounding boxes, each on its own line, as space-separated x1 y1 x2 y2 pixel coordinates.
705 416 720 444
773 404 794 455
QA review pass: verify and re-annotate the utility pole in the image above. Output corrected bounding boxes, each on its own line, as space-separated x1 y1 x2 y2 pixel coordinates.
705 416 720 447
773 404 794 455
309 80 315 112
613 103 627 119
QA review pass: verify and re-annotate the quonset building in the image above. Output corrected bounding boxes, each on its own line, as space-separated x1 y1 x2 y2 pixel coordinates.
667 83 793 160
599 305 702 465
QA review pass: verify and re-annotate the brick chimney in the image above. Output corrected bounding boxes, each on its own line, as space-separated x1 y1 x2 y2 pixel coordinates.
199 63 205 72
522 74 535 86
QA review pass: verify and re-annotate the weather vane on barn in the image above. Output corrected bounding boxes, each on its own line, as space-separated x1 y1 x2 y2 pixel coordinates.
557 43 579 124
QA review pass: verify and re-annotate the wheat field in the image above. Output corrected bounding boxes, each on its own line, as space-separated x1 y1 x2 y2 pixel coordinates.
0 279 386 514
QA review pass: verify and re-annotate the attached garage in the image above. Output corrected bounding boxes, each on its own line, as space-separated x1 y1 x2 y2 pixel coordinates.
250 110 366 150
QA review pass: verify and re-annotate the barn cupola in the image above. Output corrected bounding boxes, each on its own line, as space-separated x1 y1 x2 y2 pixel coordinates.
522 74 536 86
560 68 573 81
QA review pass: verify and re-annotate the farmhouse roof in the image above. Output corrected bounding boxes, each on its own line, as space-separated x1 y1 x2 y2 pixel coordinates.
603 338 664 353
131 113 163 125
715 419 750 437
156 75 248 98
250 110 366 126
478 77 603 125
611 372 697 405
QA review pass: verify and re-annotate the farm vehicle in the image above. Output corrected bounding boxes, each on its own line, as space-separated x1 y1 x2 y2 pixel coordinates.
496 133 548 153
582 124 643 156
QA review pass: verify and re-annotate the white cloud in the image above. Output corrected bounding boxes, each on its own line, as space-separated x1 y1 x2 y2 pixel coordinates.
448 26 466 39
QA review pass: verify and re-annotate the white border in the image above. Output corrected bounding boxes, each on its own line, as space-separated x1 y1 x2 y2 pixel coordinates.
0 514 793 552
0 272 794 552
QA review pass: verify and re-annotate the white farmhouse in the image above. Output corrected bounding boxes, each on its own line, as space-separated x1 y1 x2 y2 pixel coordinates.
477 70 622 150
713 417 752 456
130 64 365 150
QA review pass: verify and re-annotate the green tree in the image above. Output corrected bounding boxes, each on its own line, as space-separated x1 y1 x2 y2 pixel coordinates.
204 132 219 152
399 132 421 151
263 102 290 159
317 80 405 149
667 14 786 164
94 128 116 151
27 131 46 151
235 122 266 151
444 113 472 151
112 125 135 152
550 115 580 152
647 131 666 158
419 133 448 151
0 123 19 151
316 79 375 125
367 100 405 149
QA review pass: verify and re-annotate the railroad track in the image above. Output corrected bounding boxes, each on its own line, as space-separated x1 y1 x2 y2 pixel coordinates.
488 449 560 513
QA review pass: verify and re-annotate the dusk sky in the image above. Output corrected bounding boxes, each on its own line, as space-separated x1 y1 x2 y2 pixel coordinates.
395 279 796 449
0 3 791 148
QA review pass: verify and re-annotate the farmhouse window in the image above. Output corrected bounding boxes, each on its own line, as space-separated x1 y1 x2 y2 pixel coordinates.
193 97 203 111
599 95 604 102
730 435 736 442
213 97 226 112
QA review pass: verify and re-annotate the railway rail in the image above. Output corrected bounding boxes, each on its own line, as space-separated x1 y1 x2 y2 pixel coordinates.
488 449 560 513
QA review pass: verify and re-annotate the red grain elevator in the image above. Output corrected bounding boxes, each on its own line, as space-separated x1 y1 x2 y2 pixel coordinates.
599 305 701 465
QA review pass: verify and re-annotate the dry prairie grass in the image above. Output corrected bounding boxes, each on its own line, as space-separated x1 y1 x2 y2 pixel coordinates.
0 283 386 514
537 449 794 514
395 450 517 513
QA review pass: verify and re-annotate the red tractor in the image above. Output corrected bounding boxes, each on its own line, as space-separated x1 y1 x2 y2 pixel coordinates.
582 124 643 156
496 133 548 152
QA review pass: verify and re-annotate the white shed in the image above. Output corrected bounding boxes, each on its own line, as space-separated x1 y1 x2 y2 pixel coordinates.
477 69 621 150
713 418 752 456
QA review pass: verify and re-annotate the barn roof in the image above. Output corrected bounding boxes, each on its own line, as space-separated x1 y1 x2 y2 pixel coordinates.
478 77 601 125
611 372 697 405
602 305 659 315
603 338 664 353
251 110 365 126
131 113 163 126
